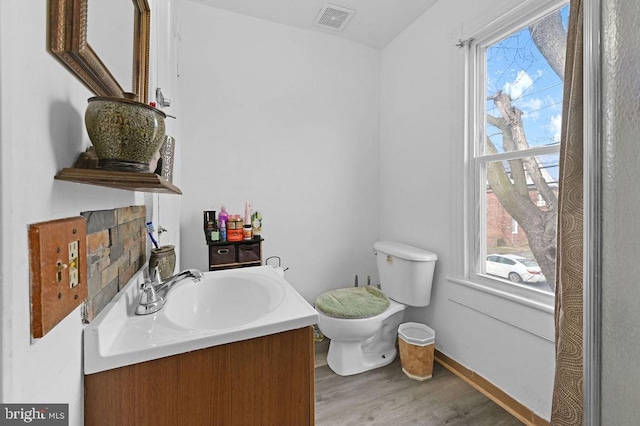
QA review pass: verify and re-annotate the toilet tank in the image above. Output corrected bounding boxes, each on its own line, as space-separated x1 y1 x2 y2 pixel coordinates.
374 241 437 307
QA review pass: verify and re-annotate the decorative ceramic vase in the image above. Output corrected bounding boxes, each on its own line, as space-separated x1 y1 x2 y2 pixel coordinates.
149 245 176 281
84 95 166 172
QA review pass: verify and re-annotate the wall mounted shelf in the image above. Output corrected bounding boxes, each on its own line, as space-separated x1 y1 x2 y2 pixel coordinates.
55 168 182 194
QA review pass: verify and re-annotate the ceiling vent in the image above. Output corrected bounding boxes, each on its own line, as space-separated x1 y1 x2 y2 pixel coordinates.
314 3 355 32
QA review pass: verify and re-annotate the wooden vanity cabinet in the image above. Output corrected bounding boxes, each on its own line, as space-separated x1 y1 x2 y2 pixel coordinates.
85 326 315 425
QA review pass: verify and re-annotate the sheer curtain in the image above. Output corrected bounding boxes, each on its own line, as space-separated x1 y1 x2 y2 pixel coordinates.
551 0 584 424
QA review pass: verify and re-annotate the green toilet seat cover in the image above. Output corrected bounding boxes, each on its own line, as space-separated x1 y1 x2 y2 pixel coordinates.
315 286 390 319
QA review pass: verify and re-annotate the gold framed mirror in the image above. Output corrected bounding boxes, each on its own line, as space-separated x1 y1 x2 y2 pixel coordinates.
49 0 150 102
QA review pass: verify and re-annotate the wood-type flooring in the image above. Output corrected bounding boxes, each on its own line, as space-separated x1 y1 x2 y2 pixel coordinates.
314 339 522 426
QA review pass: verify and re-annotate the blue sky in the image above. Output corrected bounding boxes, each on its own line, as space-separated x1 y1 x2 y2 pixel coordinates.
485 4 570 178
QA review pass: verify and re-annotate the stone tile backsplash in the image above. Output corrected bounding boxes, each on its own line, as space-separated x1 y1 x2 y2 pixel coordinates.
81 205 146 321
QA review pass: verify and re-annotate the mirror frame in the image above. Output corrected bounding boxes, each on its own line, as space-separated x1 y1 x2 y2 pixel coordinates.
49 0 150 102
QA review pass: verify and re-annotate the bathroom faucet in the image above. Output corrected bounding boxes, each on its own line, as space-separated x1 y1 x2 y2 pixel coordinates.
135 268 204 315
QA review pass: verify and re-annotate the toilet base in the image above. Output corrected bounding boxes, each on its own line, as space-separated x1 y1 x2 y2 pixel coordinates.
324 308 404 376
326 340 397 376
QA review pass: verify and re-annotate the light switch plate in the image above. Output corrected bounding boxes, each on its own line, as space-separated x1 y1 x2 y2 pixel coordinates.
29 216 87 338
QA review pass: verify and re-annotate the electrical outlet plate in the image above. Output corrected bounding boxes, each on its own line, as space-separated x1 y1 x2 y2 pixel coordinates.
29 216 87 338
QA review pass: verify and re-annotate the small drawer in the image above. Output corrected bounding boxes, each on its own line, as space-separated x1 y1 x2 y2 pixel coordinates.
238 242 261 263
210 244 236 266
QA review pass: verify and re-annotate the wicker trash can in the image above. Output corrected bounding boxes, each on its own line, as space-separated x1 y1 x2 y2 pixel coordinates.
398 322 435 381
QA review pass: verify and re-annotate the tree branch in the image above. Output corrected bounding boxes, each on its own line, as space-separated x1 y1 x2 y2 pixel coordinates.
486 137 557 287
485 138 539 221
529 9 566 80
487 113 528 197
491 92 558 209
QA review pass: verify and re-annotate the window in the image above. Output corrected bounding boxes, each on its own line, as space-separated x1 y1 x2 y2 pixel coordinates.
465 1 569 297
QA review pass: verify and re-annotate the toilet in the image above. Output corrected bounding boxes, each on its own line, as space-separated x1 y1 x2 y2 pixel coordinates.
315 241 437 376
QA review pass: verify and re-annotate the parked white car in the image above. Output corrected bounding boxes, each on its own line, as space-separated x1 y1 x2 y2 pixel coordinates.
486 254 546 283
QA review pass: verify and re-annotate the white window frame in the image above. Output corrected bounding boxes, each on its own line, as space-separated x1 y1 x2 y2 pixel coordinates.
448 0 568 312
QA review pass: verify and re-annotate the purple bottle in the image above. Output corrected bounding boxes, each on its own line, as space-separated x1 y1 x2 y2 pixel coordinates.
218 206 229 241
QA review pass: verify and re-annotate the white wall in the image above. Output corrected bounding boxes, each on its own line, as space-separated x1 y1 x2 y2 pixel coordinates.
0 0 580 422
178 0 557 418
150 0 183 262
380 0 555 418
0 1 133 421
178 1 381 302
0 1 178 424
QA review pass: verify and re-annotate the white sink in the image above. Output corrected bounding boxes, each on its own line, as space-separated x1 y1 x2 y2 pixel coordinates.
163 273 285 330
83 266 317 374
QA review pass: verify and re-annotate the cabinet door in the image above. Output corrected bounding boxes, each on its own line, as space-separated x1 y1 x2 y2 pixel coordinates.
84 327 315 425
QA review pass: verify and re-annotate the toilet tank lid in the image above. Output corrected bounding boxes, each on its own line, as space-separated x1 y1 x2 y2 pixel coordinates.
374 241 437 261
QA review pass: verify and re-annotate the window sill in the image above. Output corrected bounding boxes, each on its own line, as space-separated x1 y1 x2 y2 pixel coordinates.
446 275 554 341
446 275 554 314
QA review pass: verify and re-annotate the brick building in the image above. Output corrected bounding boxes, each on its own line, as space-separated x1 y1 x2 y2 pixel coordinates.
486 177 557 255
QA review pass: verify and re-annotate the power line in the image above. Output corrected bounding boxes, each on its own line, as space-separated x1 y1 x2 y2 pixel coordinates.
511 81 563 102
487 99 562 115
525 101 562 114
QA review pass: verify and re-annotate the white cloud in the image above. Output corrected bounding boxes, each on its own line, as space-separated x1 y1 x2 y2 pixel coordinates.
547 94 562 112
522 98 543 110
520 97 544 120
550 114 562 142
503 70 534 100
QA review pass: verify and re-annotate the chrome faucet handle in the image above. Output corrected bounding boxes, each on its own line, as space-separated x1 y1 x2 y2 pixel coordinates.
139 280 158 305
136 280 164 315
